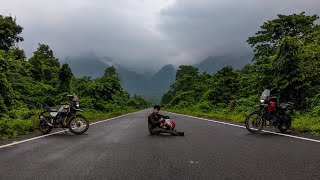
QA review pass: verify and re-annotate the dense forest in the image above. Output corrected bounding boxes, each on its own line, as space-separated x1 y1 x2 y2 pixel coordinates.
161 12 320 134
0 15 151 139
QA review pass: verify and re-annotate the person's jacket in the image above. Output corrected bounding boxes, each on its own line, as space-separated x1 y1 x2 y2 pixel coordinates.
148 113 163 129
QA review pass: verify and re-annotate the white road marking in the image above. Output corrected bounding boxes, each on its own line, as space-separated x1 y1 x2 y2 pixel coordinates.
189 161 199 164
0 110 143 149
166 111 320 143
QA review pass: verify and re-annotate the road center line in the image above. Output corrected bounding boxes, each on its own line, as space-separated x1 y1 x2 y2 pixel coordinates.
165 111 320 143
0 110 143 149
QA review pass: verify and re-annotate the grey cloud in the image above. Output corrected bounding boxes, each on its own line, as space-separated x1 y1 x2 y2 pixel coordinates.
157 0 320 65
1 0 320 72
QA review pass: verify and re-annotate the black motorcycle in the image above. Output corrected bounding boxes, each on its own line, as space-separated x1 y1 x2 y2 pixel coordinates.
245 89 294 133
39 95 89 135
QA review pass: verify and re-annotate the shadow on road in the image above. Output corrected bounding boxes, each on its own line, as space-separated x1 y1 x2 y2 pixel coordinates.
147 134 180 138
46 132 89 139
245 131 295 137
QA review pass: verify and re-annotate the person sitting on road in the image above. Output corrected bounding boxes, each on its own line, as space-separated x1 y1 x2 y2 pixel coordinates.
148 105 184 136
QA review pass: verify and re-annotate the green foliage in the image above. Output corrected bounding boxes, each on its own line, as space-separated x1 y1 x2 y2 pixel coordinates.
194 101 213 113
104 66 118 78
128 95 152 109
0 15 24 50
209 66 239 105
176 65 198 80
28 43 60 84
247 12 319 61
59 63 73 93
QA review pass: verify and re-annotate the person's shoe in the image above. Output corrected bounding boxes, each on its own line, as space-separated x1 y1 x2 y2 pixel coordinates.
180 132 184 136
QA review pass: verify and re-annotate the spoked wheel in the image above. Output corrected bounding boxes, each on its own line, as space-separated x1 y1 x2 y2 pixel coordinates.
39 120 53 134
245 111 264 133
68 115 89 135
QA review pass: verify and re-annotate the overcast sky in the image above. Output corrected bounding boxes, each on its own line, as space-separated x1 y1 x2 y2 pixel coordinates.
1 0 320 72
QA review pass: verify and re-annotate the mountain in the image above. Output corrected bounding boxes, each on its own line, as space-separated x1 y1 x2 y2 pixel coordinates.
147 64 176 102
151 64 176 85
65 55 111 78
196 54 253 74
117 66 149 95
65 55 176 104
65 54 253 104
117 64 176 103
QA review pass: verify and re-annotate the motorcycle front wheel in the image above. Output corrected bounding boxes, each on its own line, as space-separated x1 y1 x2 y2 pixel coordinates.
39 120 53 134
245 111 264 133
67 115 89 135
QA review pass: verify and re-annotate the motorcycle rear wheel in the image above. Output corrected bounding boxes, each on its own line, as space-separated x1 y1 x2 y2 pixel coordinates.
278 118 291 133
39 120 53 134
245 111 264 133
68 115 89 135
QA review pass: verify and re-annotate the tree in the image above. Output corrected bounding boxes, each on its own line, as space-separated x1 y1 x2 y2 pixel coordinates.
247 13 320 109
208 66 240 105
0 50 17 110
176 65 198 80
29 44 60 84
104 66 118 78
29 55 44 81
173 65 199 92
247 12 319 62
161 90 174 107
32 44 60 67
267 30 320 108
236 64 260 97
71 76 93 97
83 67 123 105
0 15 24 50
59 64 73 93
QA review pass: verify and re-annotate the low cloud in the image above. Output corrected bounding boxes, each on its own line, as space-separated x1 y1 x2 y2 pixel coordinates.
1 0 320 72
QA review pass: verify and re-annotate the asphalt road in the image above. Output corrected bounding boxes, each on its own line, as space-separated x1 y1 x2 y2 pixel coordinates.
0 109 319 180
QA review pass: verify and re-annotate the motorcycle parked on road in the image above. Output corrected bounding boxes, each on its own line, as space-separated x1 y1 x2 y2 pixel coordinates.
245 89 294 133
39 95 89 135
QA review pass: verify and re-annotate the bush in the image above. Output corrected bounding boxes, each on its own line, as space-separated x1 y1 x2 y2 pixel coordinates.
174 101 192 111
0 118 36 139
194 101 213 113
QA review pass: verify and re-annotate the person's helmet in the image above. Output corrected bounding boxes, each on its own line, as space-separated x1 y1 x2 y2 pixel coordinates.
169 120 175 129
165 119 175 129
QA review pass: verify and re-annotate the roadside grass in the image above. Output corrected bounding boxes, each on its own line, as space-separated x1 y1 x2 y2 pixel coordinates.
291 115 320 135
164 108 320 136
0 108 142 140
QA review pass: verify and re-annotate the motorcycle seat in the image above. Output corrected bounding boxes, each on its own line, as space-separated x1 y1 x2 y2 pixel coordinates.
50 112 59 117
280 103 294 109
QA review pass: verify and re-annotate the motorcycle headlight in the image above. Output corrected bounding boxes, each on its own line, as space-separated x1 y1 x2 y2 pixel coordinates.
75 102 80 108
260 99 265 103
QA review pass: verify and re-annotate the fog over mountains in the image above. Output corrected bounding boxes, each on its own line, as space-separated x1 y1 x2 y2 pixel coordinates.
66 54 252 103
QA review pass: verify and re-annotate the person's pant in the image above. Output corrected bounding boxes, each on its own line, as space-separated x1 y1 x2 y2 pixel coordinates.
150 127 183 136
